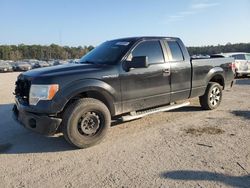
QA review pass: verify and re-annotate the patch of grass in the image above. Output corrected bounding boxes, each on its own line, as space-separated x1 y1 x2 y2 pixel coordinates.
185 127 225 136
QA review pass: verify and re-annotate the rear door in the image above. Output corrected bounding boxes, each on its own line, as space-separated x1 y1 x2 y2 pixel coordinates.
162 39 192 102
120 40 171 113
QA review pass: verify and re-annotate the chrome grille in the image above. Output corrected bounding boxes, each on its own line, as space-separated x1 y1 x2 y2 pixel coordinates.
14 78 31 104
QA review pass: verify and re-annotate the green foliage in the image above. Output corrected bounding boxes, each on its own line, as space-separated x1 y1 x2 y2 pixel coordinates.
0 44 94 60
187 43 250 56
1 43 250 60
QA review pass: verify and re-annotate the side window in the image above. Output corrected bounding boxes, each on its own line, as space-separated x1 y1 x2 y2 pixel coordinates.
232 54 246 60
131 41 164 64
166 41 184 62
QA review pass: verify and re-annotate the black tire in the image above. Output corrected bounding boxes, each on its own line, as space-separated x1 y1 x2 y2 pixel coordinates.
62 98 111 148
199 82 222 110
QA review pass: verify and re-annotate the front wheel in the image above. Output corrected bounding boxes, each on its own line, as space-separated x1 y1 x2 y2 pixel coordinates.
62 98 111 148
199 82 222 110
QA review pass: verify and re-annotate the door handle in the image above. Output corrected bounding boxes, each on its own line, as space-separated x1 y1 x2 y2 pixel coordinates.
163 69 170 74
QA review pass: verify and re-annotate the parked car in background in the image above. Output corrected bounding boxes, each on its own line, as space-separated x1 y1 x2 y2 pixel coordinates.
47 60 55 66
0 62 13 72
26 59 39 68
53 60 68 66
32 61 50 69
68 59 80 64
230 53 250 77
219 53 250 77
13 62 32 71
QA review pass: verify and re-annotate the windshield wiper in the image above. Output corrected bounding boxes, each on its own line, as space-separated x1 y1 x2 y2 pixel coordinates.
79 60 97 65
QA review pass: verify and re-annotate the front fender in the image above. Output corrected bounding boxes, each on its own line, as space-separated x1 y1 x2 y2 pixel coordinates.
51 79 118 114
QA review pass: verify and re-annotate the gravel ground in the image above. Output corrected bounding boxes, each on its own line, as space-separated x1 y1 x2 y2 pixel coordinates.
0 72 249 188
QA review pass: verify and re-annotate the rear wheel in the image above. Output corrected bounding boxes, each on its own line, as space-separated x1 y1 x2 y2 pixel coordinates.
62 98 111 148
199 82 222 110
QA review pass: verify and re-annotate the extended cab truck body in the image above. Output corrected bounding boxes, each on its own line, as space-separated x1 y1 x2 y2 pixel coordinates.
13 37 235 148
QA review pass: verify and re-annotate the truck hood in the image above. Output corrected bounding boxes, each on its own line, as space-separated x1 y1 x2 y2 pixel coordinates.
23 63 105 78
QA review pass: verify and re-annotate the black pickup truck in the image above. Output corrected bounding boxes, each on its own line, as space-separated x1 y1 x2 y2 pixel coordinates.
13 37 235 148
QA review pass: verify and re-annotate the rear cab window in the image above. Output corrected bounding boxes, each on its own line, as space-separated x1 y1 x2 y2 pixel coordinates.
163 40 184 62
129 40 165 64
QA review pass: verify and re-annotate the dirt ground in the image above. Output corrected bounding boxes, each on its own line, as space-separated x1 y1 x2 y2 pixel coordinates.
0 72 249 188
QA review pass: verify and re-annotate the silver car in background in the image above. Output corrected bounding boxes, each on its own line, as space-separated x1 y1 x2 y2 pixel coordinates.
0 62 13 72
222 52 250 77
13 61 32 71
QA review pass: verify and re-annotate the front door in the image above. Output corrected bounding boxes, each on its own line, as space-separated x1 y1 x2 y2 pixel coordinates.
120 40 171 113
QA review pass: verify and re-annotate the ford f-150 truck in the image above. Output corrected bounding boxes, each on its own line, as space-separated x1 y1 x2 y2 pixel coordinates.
13 37 235 148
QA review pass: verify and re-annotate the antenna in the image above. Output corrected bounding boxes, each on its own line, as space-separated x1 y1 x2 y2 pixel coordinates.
59 29 62 45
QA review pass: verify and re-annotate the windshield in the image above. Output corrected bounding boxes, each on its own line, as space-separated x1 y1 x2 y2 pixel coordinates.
79 40 134 65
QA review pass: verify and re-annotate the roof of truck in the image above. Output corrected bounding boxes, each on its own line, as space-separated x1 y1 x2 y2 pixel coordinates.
112 36 180 41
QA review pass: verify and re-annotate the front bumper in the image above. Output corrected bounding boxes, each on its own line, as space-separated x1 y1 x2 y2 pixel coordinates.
12 101 62 135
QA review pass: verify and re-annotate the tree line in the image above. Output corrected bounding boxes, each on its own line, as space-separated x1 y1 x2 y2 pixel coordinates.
0 44 94 61
0 42 250 61
187 43 250 56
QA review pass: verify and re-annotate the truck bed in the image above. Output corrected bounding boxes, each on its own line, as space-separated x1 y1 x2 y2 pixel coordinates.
190 57 235 97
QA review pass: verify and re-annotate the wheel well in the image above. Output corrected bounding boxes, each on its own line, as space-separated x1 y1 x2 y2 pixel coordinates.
63 91 114 116
209 75 225 89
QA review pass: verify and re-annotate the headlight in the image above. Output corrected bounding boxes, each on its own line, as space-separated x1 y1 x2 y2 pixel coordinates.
29 84 59 105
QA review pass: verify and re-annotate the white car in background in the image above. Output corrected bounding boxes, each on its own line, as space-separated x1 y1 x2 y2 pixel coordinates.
222 53 250 77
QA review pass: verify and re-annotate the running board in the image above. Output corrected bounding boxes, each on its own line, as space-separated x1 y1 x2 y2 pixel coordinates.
121 101 190 122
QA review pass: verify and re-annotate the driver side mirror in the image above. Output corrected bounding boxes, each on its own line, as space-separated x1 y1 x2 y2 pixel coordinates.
123 56 148 71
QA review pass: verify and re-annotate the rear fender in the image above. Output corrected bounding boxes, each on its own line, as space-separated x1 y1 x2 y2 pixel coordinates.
206 67 225 88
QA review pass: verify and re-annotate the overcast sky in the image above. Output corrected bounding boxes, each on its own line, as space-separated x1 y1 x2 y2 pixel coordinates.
0 0 250 46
